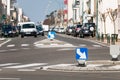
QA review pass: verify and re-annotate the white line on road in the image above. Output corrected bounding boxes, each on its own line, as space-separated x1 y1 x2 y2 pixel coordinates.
0 39 11 47
0 63 20 67
17 69 36 72
4 63 48 68
0 78 20 80
7 44 15 47
21 44 30 47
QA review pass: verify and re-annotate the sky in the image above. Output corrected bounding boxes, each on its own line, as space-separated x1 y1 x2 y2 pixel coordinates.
16 0 64 23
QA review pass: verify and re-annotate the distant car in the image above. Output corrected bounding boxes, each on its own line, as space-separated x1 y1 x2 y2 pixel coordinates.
65 26 75 35
1 24 19 37
79 23 96 38
58 27 65 33
36 25 44 36
72 24 82 37
20 22 37 38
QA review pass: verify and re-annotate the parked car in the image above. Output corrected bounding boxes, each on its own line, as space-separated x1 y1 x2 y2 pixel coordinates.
20 22 37 38
79 23 96 38
1 24 19 37
58 27 65 33
65 26 75 35
36 25 44 36
72 24 82 37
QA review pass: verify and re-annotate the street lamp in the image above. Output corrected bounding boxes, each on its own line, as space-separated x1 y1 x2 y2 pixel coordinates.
96 0 99 39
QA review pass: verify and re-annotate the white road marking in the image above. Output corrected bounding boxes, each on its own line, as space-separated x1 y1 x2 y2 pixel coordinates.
0 78 20 80
57 48 74 51
0 39 11 47
92 45 102 47
17 69 36 71
4 63 48 68
7 44 15 47
21 44 29 47
0 63 20 67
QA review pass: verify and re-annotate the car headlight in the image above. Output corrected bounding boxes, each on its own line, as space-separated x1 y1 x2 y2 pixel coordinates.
9 31 12 33
90 27 94 31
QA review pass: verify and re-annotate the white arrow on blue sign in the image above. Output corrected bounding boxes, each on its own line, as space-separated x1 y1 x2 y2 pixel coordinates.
48 31 56 39
76 48 88 60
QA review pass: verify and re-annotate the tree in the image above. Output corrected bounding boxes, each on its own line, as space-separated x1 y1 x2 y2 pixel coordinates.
99 12 108 34
107 8 118 34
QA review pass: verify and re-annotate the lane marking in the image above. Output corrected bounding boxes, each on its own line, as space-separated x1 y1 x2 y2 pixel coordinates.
0 39 11 47
0 63 20 67
7 44 15 47
17 69 36 72
4 63 48 68
92 45 102 47
21 44 30 47
0 78 20 80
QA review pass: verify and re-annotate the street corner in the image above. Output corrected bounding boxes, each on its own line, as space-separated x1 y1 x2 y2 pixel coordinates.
42 61 120 72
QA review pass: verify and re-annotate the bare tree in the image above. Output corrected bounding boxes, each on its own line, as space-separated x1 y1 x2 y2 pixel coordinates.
99 12 108 34
107 8 118 34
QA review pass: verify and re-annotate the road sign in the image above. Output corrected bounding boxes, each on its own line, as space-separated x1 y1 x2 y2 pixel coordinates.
76 48 88 60
48 31 56 39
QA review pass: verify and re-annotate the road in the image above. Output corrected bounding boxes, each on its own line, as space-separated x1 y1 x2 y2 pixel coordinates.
0 33 119 80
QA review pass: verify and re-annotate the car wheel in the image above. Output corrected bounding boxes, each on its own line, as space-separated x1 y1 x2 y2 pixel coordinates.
42 33 44 36
80 33 84 38
34 34 37 38
21 35 24 38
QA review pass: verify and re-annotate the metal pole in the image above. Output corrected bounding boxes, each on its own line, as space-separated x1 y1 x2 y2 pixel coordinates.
82 0 84 24
96 0 99 39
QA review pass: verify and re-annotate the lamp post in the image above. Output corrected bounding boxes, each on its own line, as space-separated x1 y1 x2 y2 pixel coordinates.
96 0 99 39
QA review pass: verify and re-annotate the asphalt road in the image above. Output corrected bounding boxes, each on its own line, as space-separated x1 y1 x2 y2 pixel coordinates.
0 33 119 80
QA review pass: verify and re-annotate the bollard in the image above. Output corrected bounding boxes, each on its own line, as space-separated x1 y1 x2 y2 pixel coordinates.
101 34 104 42
111 34 115 45
115 34 118 42
97 33 100 41
107 34 110 44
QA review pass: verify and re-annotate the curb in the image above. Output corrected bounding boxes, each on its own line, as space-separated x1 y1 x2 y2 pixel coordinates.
42 61 120 72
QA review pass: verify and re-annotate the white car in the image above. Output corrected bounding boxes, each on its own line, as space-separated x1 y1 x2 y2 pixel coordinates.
19 22 37 38
58 27 65 33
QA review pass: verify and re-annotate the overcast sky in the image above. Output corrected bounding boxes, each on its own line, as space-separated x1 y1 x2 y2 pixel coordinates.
17 0 64 23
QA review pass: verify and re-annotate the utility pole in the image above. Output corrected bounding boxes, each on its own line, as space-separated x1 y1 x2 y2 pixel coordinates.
96 0 99 39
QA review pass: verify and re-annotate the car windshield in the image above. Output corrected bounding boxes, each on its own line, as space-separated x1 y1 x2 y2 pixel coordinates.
2 25 12 31
22 24 35 28
37 26 43 30
76 25 82 28
85 23 95 28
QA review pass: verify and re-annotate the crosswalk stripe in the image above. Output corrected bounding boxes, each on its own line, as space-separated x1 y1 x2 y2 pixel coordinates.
4 63 48 68
92 45 102 47
7 44 15 47
21 44 30 47
0 63 20 67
